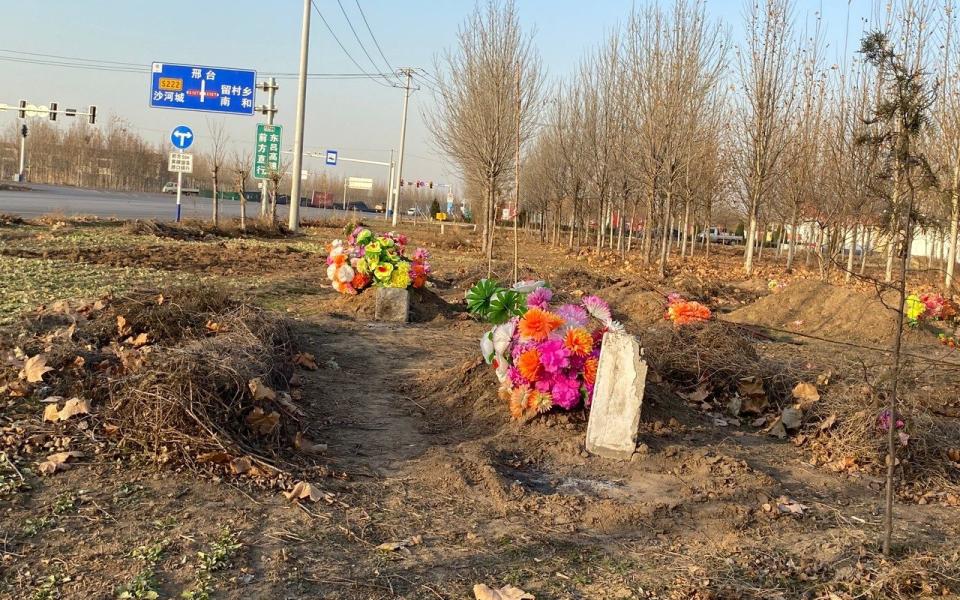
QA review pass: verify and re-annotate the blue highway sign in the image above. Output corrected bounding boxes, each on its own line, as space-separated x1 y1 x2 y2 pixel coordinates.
170 125 194 149
150 62 256 115
325 150 338 166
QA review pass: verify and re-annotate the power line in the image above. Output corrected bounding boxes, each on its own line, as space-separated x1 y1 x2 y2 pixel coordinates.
310 0 395 88
0 54 392 81
334 0 393 82
0 48 144 68
354 0 395 73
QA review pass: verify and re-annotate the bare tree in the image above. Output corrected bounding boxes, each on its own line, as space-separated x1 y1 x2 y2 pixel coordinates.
232 150 253 232
430 0 544 274
737 0 799 276
204 119 229 227
939 0 960 289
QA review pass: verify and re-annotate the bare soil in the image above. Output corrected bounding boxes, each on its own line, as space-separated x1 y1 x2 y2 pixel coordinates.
1 221 959 599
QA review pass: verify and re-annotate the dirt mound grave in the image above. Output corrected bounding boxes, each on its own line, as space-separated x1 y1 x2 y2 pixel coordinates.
324 286 459 322
724 280 899 345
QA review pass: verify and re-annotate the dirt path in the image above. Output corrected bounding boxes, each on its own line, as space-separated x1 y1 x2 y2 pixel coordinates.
294 315 477 475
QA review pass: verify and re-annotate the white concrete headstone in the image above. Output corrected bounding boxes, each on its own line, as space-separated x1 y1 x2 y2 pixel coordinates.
585 331 647 459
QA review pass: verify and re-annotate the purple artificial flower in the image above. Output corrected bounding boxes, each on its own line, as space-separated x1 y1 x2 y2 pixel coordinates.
550 374 581 410
413 248 431 262
667 292 682 304
581 295 612 323
538 339 570 373
527 287 553 310
555 304 589 328
877 409 905 432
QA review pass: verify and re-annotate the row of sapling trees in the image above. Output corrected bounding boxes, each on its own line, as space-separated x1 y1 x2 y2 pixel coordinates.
458 0 960 291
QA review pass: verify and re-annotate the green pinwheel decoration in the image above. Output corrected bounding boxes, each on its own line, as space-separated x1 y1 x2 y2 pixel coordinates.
466 278 503 318
487 290 525 324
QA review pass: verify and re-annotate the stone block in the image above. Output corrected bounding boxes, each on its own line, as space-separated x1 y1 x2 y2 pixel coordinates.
375 287 409 323
585 331 647 460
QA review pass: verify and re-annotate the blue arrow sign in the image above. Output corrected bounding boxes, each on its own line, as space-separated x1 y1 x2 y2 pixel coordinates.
150 62 257 115
170 125 194 150
325 150 338 166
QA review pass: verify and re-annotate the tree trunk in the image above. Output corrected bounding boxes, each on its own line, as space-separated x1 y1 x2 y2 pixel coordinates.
786 204 800 271
861 227 872 275
212 172 219 227
642 192 654 263
845 223 858 284
238 177 247 232
945 165 959 290
658 184 672 278
744 187 760 275
680 199 690 259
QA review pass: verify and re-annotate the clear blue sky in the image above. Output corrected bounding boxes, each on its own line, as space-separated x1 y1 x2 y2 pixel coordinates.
0 1 877 190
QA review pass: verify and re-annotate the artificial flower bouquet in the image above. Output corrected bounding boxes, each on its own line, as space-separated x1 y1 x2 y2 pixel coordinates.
477 284 623 420
664 293 712 325
326 226 431 295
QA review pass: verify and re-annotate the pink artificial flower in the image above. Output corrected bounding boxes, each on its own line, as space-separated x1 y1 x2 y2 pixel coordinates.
555 304 589 327
538 339 571 373
667 292 683 304
413 248 431 263
508 366 527 387
550 374 581 410
581 295 612 323
527 287 553 310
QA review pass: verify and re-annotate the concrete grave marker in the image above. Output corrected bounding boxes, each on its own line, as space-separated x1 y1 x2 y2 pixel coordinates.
585 331 648 459
375 287 410 323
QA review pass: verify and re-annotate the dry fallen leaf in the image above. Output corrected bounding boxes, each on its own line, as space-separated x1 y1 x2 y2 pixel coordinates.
473 584 534 600
948 448 960 464
230 456 253 474
248 378 277 402
276 391 305 417
205 320 224 334
680 385 711 404
792 382 820 409
38 451 84 475
819 413 837 431
20 354 54 383
283 480 329 503
42 397 92 422
43 404 61 422
245 407 280 435
117 315 132 336
197 451 233 464
156 294 165 305
294 432 327 455
128 332 150 347
376 535 423 553
776 496 809 516
295 352 318 370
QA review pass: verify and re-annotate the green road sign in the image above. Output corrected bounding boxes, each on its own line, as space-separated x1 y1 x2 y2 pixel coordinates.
254 123 282 179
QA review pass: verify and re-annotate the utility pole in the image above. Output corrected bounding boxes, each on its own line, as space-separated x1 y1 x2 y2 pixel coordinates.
391 68 415 227
386 148 395 221
288 0 311 232
513 61 521 283
257 77 278 218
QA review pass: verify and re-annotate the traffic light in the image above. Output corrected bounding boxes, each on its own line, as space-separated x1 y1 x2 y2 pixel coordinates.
88 105 97 125
17 99 26 119
21 124 28 138
48 102 58 121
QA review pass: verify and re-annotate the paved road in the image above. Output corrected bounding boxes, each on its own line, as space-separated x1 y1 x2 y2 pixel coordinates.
0 183 374 222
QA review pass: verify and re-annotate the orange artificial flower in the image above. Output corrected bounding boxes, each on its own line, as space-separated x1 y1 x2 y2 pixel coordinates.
666 301 712 326
516 349 542 382
333 254 347 267
525 390 554 414
351 272 369 290
518 308 564 342
509 392 526 419
563 328 593 357
583 357 599 386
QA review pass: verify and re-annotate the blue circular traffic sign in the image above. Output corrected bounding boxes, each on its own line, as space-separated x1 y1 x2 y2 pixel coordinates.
171 125 194 150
